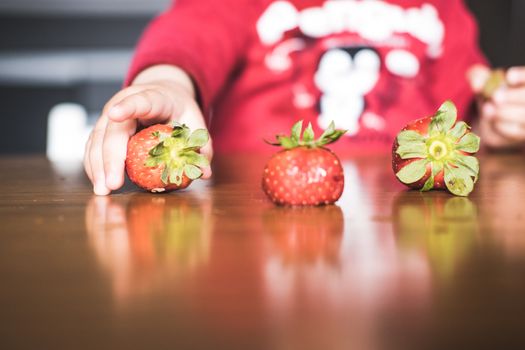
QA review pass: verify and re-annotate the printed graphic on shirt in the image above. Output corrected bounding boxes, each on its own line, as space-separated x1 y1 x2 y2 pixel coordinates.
315 47 380 134
256 0 445 136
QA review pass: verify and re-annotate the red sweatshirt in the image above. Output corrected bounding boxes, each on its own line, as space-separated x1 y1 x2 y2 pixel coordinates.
127 0 486 154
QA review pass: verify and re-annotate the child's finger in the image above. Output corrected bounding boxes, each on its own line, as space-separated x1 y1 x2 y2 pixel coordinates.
89 117 111 195
101 85 144 114
200 140 214 179
493 86 525 106
491 104 525 124
506 67 525 86
494 120 525 141
467 64 491 93
103 119 137 190
84 133 94 182
108 89 180 124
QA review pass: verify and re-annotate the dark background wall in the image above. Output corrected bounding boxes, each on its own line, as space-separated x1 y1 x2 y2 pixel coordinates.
0 0 523 154
0 14 150 154
465 0 522 68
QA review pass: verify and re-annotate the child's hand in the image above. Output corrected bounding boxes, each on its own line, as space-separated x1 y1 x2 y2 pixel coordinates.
469 65 525 149
84 66 212 195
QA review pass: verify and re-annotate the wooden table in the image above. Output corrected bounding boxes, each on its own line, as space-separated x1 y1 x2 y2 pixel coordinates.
1 153 525 349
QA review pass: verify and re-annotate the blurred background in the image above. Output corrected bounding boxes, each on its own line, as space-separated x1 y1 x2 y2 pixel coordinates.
0 0 523 155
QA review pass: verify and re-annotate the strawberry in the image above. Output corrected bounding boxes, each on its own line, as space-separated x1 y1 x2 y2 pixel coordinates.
125 122 210 193
262 120 346 206
392 100 481 197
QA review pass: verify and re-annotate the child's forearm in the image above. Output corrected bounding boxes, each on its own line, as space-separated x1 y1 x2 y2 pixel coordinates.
132 65 196 100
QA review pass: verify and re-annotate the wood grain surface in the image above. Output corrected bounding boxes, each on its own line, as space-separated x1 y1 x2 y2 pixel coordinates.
1 153 525 349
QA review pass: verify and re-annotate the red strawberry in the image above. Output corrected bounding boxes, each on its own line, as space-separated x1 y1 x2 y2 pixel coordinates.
392 100 481 196
125 122 210 193
262 120 346 206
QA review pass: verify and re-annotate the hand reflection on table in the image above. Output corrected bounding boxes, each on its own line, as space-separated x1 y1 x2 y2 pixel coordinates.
85 193 213 305
393 192 479 281
478 154 525 257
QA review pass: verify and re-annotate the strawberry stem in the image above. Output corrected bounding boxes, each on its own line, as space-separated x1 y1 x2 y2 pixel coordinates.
428 140 449 161
268 120 347 149
146 124 210 186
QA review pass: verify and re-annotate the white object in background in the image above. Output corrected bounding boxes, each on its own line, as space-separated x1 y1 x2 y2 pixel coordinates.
47 103 89 162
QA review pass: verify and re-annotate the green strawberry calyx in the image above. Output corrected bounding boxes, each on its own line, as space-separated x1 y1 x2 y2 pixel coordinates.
144 122 210 186
266 120 347 149
482 69 506 99
395 100 481 197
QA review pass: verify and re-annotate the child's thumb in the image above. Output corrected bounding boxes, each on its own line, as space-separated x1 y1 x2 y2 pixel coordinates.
467 64 491 93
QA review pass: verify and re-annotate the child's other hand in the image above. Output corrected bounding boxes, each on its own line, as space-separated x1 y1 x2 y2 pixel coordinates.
469 64 525 149
84 66 212 195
